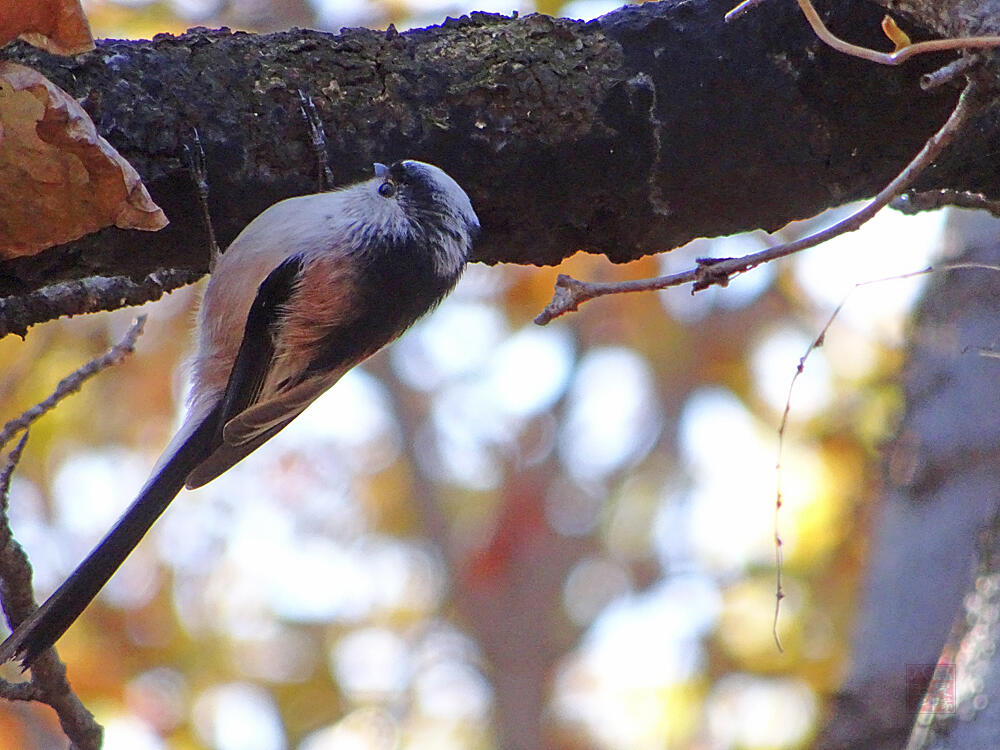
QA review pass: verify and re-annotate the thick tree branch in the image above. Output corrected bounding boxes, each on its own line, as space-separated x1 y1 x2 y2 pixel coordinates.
1 0 996 305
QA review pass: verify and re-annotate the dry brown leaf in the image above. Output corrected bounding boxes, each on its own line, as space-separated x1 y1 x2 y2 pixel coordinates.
0 62 168 260
0 0 94 55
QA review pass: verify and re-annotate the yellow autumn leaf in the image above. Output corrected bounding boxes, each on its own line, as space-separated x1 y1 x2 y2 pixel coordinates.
881 15 912 53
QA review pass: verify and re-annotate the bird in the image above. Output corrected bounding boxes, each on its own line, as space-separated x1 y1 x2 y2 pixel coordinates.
0 159 479 668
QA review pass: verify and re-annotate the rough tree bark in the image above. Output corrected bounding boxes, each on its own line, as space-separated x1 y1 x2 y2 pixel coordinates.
0 0 998 310
3 0 1000 747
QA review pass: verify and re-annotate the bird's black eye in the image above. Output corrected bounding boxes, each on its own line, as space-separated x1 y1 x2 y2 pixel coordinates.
378 181 396 198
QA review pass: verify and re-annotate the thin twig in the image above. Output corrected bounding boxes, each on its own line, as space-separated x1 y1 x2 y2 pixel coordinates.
535 79 982 325
298 90 335 191
0 432 28 521
792 0 1000 65
0 270 199 340
1 520 103 746
184 128 220 270
0 316 147 449
921 55 982 90
771 260 1000 647
772 299 846 653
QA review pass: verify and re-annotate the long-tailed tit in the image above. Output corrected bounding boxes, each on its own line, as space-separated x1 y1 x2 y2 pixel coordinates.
0 160 479 667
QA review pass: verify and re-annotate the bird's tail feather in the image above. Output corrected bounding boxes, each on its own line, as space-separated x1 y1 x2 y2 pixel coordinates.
0 405 221 669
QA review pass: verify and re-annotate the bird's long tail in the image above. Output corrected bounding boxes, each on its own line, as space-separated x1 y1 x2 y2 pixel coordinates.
0 404 222 669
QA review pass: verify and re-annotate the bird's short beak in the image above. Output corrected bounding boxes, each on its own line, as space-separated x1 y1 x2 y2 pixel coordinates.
373 163 389 178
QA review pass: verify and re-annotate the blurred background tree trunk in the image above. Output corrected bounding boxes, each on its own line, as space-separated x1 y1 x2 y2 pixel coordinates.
816 209 1000 749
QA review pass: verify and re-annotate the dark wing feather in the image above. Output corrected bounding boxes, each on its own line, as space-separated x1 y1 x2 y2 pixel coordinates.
187 370 349 489
186 415 298 489
189 249 369 486
216 254 304 428
185 255 304 488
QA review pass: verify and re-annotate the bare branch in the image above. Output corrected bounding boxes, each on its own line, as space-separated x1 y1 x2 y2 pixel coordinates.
0 440 37 702
0 432 33 630
0 324 155 747
0 319 146 746
535 78 983 325
0 316 147 449
0 447 101 744
0 270 198 340
892 189 1000 217
0 433 27 517
0 444 103 747
920 54 983 90
28 652 103 750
